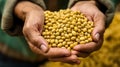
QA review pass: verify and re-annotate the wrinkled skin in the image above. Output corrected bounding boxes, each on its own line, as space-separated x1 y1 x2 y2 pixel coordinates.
71 1 106 58
15 1 105 64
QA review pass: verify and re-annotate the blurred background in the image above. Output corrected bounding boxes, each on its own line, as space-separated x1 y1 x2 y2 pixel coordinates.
40 3 120 67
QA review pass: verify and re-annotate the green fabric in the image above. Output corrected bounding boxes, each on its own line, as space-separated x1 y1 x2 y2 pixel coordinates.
0 30 37 59
0 0 6 21
0 0 6 12
0 0 38 59
111 0 120 6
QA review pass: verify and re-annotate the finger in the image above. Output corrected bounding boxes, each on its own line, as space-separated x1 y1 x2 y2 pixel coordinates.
71 50 90 58
49 55 80 64
28 41 71 58
92 12 106 41
23 10 48 52
28 41 44 55
28 38 71 57
45 48 71 58
71 4 93 21
26 35 49 53
73 41 103 53
23 22 49 53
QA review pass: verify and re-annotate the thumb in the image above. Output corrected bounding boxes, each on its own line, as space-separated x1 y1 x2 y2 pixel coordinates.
92 13 105 42
23 26 49 53
37 36 49 53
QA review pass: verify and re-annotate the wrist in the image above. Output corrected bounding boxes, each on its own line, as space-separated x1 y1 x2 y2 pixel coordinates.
14 1 44 21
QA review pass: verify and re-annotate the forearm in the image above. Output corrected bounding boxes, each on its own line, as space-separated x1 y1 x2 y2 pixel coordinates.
14 1 44 21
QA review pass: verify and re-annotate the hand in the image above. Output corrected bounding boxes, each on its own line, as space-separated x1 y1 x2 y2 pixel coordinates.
23 10 77 63
71 1 106 57
14 1 80 64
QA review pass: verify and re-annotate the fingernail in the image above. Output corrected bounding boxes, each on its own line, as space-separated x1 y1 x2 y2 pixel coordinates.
40 44 47 53
95 33 100 41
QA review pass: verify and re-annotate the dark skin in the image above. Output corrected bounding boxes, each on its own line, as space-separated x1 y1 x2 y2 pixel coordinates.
71 1 105 58
15 1 105 64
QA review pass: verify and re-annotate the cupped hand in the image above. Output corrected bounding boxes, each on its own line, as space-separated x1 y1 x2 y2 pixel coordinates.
15 1 80 64
71 1 106 57
23 8 80 64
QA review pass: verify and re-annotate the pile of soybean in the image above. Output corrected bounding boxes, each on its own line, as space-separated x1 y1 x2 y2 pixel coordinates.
42 9 94 50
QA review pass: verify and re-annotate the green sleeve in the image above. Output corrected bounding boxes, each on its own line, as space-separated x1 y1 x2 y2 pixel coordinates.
98 0 116 28
0 0 46 61
1 0 46 36
111 0 120 6
1 0 22 36
0 0 6 23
